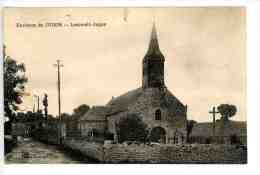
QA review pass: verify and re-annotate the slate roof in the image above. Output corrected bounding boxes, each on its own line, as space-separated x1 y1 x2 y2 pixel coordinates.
79 86 186 121
162 89 186 115
106 87 186 116
78 106 109 121
106 88 143 115
190 122 213 137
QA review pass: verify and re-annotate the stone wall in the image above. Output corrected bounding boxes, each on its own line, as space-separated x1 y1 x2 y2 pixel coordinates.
12 123 27 136
104 144 247 163
63 139 247 164
63 139 104 161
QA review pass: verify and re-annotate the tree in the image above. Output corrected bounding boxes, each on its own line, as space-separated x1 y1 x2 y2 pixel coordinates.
61 113 71 121
73 104 90 118
4 45 28 134
64 104 90 136
217 104 237 121
186 120 197 143
117 113 148 143
14 111 44 123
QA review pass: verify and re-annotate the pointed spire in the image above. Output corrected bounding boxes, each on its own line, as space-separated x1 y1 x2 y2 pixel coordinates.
144 23 164 61
151 22 157 40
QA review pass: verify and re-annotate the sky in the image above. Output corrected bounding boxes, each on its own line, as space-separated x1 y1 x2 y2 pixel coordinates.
3 7 246 122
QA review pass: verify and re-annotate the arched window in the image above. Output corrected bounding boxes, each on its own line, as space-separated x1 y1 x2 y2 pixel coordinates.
155 109 162 120
173 136 178 144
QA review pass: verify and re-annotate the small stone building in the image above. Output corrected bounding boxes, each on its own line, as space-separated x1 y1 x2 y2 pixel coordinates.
78 106 108 138
189 119 247 145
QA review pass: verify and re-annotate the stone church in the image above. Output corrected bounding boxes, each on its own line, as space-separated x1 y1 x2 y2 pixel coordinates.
79 24 188 144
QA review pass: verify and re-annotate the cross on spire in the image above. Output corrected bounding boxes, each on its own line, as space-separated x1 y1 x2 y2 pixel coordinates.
151 22 157 40
144 22 164 61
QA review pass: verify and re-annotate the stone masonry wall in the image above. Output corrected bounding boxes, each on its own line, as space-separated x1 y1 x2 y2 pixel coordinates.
103 144 247 163
63 139 104 161
63 139 247 164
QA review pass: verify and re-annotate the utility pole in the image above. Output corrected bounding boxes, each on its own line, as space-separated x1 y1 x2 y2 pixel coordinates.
32 96 36 113
54 60 63 144
37 95 40 113
33 94 40 113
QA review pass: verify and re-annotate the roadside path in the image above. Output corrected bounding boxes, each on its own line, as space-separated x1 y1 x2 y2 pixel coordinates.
5 138 82 164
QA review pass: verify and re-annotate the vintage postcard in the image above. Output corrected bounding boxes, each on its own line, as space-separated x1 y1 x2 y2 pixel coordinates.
3 7 247 164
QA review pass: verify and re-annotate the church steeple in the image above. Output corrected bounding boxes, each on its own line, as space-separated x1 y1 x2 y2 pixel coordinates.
144 23 165 62
142 23 165 89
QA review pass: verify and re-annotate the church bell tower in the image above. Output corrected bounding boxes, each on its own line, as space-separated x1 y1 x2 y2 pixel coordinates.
142 23 165 89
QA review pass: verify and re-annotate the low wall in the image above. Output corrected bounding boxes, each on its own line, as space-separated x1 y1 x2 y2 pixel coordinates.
104 144 247 163
4 136 17 154
63 139 247 164
63 139 104 161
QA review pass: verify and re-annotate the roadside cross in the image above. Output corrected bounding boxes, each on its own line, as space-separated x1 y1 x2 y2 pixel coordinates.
209 106 220 140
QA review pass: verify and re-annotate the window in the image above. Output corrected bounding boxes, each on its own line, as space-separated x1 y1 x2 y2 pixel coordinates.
174 136 178 144
155 109 162 120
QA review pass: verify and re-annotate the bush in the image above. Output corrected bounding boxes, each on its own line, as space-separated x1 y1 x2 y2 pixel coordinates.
117 113 148 143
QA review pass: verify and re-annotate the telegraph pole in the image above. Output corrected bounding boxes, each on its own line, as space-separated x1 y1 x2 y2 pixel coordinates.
33 95 36 113
33 94 40 113
54 60 63 144
37 96 40 113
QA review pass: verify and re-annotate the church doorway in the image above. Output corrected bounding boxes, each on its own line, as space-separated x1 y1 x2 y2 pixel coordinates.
150 127 166 144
